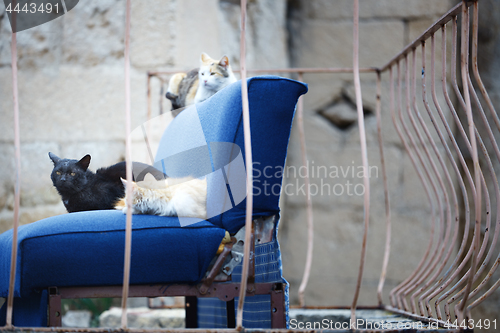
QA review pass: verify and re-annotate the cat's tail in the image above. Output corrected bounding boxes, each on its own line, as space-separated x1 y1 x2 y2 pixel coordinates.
114 197 127 211
167 73 186 96
96 162 167 183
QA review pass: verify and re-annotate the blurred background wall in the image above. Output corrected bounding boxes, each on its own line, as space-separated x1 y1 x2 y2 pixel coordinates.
1 0 499 326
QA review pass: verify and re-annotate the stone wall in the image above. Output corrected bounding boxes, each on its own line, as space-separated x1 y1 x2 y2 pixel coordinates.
0 0 499 326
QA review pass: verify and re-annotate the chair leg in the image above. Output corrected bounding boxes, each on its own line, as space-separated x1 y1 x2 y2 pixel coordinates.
270 283 286 328
226 299 236 328
185 296 198 328
48 287 62 327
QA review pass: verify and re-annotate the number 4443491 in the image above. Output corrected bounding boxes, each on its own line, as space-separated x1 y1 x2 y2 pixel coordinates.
445 319 496 330
5 2 60 14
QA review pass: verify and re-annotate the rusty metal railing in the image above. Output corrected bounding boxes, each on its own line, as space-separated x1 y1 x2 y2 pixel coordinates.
5 0 500 331
381 0 500 327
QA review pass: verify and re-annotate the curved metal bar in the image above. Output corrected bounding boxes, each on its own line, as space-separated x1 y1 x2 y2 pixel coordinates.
456 2 482 322
433 15 492 321
297 72 315 308
400 47 449 316
450 46 500 318
452 133 499 302
463 1 500 312
236 0 254 329
376 70 392 307
379 1 470 73
350 0 371 326
421 25 473 321
390 57 437 312
411 35 459 318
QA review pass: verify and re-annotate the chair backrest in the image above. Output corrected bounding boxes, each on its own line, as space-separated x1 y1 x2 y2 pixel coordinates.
155 76 308 233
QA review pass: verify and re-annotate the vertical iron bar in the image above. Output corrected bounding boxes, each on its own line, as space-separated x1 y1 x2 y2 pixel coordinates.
120 0 133 328
376 70 392 307
6 9 20 327
351 0 371 327
297 72 314 308
236 0 252 329
457 1 481 322
401 47 448 316
226 299 236 328
463 1 500 312
395 54 439 313
185 296 198 328
447 38 500 317
388 61 435 311
420 26 472 320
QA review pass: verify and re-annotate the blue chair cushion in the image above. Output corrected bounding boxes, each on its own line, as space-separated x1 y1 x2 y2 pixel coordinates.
0 210 225 298
155 76 308 233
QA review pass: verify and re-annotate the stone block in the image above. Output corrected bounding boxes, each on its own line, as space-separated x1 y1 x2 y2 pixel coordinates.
0 144 14 211
284 140 402 212
99 307 184 328
60 141 126 171
299 0 453 20
300 76 345 114
290 19 405 68
62 310 91 328
0 7 12 67
20 142 61 206
280 203 432 306
0 66 147 143
131 0 175 68
62 0 125 66
174 0 222 68
217 0 288 71
0 3 63 69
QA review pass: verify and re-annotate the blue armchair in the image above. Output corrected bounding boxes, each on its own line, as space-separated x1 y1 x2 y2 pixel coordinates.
0 76 307 328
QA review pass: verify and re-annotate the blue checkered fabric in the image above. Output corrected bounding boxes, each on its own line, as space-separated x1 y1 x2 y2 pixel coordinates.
198 233 290 329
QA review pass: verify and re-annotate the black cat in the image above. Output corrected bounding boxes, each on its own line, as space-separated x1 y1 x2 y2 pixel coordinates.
49 152 165 213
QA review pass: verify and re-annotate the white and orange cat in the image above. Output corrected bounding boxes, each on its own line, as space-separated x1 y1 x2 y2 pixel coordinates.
115 174 207 219
166 52 237 110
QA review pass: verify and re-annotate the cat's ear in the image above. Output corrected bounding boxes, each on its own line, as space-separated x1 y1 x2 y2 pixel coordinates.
48 152 61 165
219 55 229 69
143 173 156 182
121 177 137 188
76 154 91 171
200 52 211 64
121 178 139 193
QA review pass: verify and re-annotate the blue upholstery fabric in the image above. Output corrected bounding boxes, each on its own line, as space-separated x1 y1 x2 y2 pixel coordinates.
156 76 308 233
0 76 307 327
0 211 224 326
0 290 47 326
